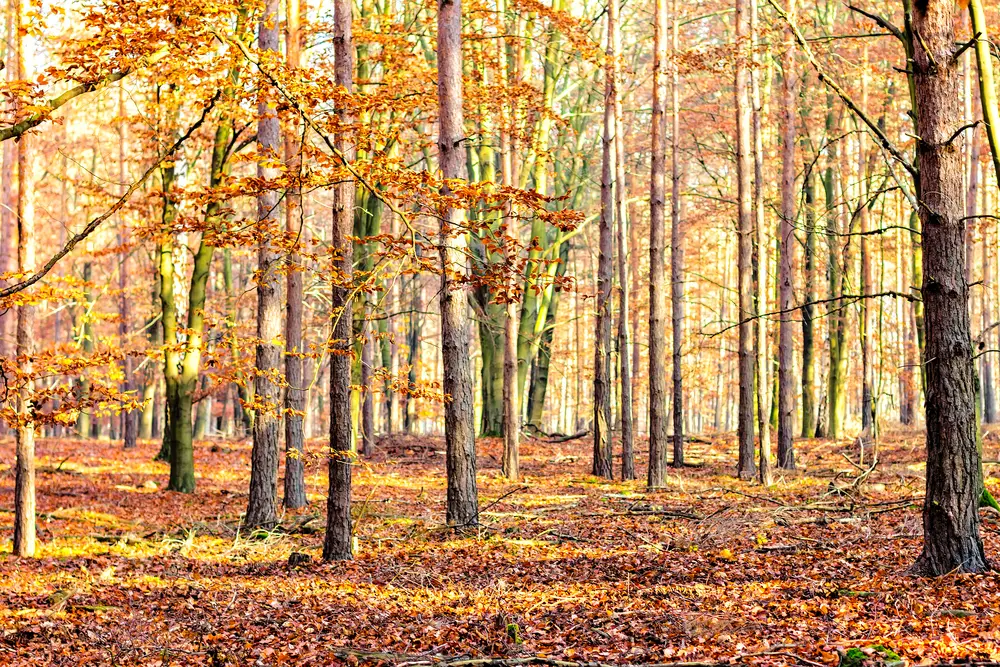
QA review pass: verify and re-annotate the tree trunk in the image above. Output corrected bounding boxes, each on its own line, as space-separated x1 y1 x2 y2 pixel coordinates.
647 0 669 488
283 0 307 510
361 332 376 455
13 0 35 555
593 0 616 480
76 261 95 439
246 0 283 529
776 0 797 468
751 0 771 485
404 276 422 434
499 0 520 481
526 239 569 430
983 184 996 423
437 0 479 525
324 0 356 561
859 51 877 457
0 2 14 365
670 2 685 468
824 98 847 440
911 0 987 576
615 33 634 479
800 120 818 437
118 86 138 450
735 0 756 480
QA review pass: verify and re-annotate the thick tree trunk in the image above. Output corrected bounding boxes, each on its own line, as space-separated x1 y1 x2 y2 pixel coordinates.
911 0 987 576
283 0 307 510
593 0 616 480
324 0 356 561
647 0 669 488
246 0 283 529
777 0 796 469
735 0 756 480
437 0 479 525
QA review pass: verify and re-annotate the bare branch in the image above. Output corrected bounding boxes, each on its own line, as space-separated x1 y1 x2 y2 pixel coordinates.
0 90 220 300
766 0 916 177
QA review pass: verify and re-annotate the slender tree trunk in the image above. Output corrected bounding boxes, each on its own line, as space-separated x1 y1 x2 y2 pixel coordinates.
911 0 987 576
751 0 771 485
614 12 634 480
13 0 35 555
670 2 685 468
361 332 375 454
283 0 307 510
859 48 876 455
800 124 818 437
983 185 996 423
776 0 797 468
824 100 847 440
735 0 756 480
77 262 95 439
437 0 479 524
0 2 14 365
324 0 355 560
647 0 669 488
246 0 283 528
499 0 520 481
593 0 616 480
118 86 138 450
405 278 422 434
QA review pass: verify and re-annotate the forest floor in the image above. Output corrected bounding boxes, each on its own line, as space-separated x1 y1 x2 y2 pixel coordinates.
2 428 1000 666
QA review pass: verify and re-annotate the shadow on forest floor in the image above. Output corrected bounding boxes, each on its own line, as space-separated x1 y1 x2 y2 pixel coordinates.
1 427 999 665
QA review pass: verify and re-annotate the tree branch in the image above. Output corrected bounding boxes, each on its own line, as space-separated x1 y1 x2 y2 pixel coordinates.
766 0 916 177
0 90 220 300
846 4 904 44
0 46 169 143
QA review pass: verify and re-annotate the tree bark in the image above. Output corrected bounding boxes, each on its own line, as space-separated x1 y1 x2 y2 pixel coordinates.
670 2 685 469
324 0 356 561
777 0 797 469
245 0 283 529
0 3 14 364
499 0 520 481
858 48 876 455
118 85 138 450
647 0 669 488
614 8 634 480
593 0 616 480
735 0 756 480
751 0 771 485
13 0 35 555
283 0 307 510
911 0 987 576
437 0 479 524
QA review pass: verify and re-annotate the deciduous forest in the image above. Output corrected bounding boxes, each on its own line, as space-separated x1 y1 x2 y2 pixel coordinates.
2 0 1000 664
